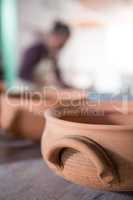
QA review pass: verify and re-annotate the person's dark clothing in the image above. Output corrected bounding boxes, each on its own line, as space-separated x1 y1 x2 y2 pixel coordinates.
19 42 70 88
19 42 50 82
0 53 4 80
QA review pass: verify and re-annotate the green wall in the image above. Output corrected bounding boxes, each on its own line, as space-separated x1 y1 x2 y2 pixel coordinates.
0 0 2 53
1 0 17 88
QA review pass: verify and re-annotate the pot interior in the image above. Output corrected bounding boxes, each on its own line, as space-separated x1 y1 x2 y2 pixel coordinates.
53 106 133 126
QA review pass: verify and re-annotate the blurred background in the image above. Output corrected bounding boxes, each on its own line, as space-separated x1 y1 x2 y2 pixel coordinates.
1 0 133 93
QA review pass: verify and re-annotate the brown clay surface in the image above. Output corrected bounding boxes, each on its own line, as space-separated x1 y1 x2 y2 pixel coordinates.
1 130 133 199
42 102 133 191
0 89 86 140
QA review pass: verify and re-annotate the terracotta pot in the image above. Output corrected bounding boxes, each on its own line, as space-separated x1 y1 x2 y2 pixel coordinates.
0 93 46 140
42 101 133 191
0 89 86 140
0 82 5 128
0 82 5 94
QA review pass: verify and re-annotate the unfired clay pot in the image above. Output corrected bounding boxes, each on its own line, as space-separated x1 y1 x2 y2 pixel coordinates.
42 101 133 191
0 82 5 94
0 93 46 140
0 90 86 140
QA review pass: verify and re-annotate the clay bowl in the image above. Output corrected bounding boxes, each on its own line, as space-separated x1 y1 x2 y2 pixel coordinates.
0 82 5 94
0 89 86 141
0 82 5 127
0 92 46 140
42 101 133 191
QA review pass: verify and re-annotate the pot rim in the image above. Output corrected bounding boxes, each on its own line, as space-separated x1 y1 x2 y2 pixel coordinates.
45 107 133 131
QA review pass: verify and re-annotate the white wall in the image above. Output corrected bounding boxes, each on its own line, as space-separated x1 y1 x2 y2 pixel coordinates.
17 0 133 92
60 2 133 92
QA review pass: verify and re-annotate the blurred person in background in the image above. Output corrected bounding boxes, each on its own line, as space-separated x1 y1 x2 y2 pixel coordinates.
0 52 5 92
0 55 3 81
19 21 72 88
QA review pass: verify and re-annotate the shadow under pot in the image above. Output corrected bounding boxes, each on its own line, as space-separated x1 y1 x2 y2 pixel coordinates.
42 104 133 191
0 90 86 141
